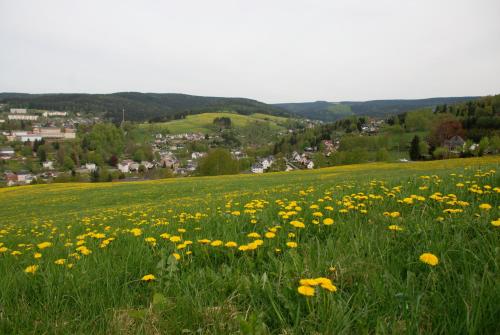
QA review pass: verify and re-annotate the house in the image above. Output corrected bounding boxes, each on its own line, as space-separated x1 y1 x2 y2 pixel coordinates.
118 159 135 173
160 155 179 169
141 161 154 169
4 172 17 186
16 171 35 184
0 146 15 159
85 163 97 172
251 163 264 174
174 167 188 175
230 150 246 160
443 136 465 152
117 163 129 173
186 161 197 172
260 157 273 170
191 152 207 160
129 162 140 172
304 147 315 153
292 151 302 162
42 161 54 170
306 160 315 169
322 140 334 151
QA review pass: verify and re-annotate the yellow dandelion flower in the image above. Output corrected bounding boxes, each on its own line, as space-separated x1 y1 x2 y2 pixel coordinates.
297 285 315 296
479 203 492 210
54 259 66 265
37 242 52 249
24 265 38 274
419 253 439 266
323 218 334 225
141 274 156 282
210 240 223 247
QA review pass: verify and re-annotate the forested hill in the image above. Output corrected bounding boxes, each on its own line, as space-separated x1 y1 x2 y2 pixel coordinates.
275 96 479 121
0 92 289 122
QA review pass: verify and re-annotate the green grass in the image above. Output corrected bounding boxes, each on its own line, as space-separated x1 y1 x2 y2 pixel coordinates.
138 112 289 135
0 156 499 334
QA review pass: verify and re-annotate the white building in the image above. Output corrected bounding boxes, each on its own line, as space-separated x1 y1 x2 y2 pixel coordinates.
0 146 15 159
17 171 35 184
10 108 27 114
117 160 140 173
191 152 207 160
20 135 43 142
85 163 97 172
42 161 54 170
42 111 68 117
260 157 274 170
0 146 15 155
117 162 130 173
8 114 39 121
251 163 264 174
141 161 154 169
306 161 314 169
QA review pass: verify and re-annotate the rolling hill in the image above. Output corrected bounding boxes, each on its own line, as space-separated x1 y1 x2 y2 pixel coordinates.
139 112 289 135
275 96 480 121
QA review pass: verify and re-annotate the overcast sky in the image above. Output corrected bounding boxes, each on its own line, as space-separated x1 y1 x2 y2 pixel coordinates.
1 0 499 103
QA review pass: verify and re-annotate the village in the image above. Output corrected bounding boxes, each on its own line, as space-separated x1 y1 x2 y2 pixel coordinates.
0 106 338 186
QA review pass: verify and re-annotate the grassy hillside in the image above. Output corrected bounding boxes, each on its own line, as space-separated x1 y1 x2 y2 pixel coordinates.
276 97 479 121
0 92 289 122
139 112 289 134
0 156 498 334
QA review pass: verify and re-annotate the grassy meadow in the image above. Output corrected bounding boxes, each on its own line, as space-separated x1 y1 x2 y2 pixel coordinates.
138 112 289 135
0 156 499 334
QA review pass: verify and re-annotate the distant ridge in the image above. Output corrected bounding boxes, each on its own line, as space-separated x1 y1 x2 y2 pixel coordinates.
0 92 289 122
275 96 480 121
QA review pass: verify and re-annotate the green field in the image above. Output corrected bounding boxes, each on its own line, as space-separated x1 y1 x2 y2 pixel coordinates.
0 157 499 334
139 112 289 135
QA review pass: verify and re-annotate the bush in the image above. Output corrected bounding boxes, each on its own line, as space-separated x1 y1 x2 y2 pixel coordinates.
432 147 449 160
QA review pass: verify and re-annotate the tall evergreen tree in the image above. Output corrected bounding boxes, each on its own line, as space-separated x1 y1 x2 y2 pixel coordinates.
409 135 421 161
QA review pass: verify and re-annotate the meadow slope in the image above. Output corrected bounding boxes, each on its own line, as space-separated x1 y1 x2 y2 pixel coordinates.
0 157 499 334
138 112 288 135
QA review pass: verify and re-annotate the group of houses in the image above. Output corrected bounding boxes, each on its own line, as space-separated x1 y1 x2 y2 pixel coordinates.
3 170 36 186
291 151 315 169
322 139 340 156
360 120 384 135
154 132 206 145
117 159 155 173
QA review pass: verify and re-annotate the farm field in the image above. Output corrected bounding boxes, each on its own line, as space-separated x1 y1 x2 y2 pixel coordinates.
138 112 289 135
0 156 499 334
